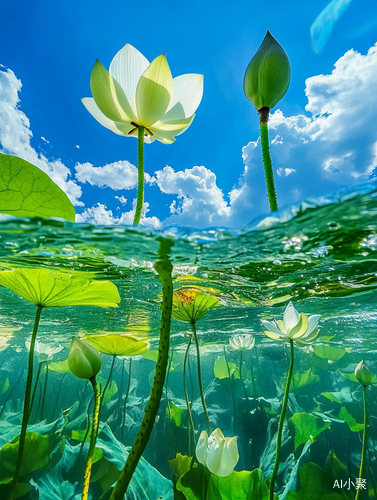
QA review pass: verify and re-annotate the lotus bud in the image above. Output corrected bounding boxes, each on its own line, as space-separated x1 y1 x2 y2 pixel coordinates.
195 428 239 477
244 30 291 111
355 360 372 387
68 337 102 380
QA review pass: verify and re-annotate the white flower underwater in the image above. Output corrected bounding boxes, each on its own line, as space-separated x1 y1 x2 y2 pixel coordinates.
82 43 203 145
196 428 239 477
261 302 321 347
229 333 255 351
25 339 63 359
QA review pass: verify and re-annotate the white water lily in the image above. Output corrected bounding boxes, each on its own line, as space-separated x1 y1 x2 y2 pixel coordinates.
25 339 63 361
262 302 321 347
82 43 203 145
196 428 239 477
229 333 255 351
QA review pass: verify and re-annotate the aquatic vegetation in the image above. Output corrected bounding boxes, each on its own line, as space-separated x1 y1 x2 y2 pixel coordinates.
229 333 255 400
110 238 174 499
196 427 239 477
68 337 102 500
82 43 203 224
172 288 218 434
354 361 372 500
0 268 120 500
244 30 290 212
261 302 321 500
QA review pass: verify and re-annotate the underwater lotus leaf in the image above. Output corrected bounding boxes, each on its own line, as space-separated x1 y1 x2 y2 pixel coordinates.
49 359 70 373
288 412 331 451
312 345 347 362
0 268 120 308
338 407 364 432
0 431 62 484
0 153 75 222
213 356 239 380
83 334 149 356
172 288 218 323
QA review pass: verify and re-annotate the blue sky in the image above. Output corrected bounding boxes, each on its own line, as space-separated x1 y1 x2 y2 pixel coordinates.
1 0 377 228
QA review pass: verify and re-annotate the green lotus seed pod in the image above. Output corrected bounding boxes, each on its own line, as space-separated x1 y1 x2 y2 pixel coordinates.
68 336 102 380
244 30 291 110
355 360 372 387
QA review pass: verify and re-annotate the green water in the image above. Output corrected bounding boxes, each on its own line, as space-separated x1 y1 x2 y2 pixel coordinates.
0 182 376 499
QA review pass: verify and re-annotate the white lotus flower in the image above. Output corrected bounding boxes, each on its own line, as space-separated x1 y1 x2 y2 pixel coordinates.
196 428 239 477
25 339 63 361
261 302 321 347
82 43 203 145
229 333 255 351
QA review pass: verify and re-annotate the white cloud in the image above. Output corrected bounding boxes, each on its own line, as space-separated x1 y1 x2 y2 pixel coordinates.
75 160 145 190
115 195 127 205
76 200 161 229
0 68 83 206
154 165 231 227
41 136 49 144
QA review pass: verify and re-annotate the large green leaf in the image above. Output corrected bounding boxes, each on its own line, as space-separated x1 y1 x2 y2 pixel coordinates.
0 431 63 484
177 466 274 500
289 412 331 450
0 153 75 222
287 462 350 500
291 369 320 389
338 407 363 432
312 345 346 362
83 333 149 356
172 289 218 323
213 356 239 380
0 268 120 308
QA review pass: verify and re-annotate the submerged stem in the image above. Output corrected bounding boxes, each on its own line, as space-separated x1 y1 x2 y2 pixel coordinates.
269 339 294 500
192 321 211 434
355 385 368 500
110 238 173 500
8 305 43 500
183 335 195 454
133 126 145 225
121 358 132 443
40 363 49 420
224 346 237 435
82 376 101 500
258 107 278 212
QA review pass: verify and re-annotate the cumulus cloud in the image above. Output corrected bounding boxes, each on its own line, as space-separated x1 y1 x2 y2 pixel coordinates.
0 67 83 206
76 200 161 229
154 165 231 227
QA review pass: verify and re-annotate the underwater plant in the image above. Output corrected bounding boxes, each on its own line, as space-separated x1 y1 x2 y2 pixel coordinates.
244 31 291 212
229 333 255 400
261 302 321 500
68 336 102 500
196 427 239 477
0 268 120 500
109 238 173 500
172 288 218 435
82 44 203 225
354 360 372 500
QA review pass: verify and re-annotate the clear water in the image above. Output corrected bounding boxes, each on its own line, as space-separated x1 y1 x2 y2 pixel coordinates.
0 181 376 499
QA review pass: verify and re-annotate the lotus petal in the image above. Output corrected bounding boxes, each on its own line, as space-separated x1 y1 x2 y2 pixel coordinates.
162 74 204 121
82 98 134 136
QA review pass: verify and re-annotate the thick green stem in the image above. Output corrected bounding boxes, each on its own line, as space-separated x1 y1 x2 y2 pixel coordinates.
269 339 294 500
8 305 43 500
110 238 173 500
192 322 211 434
133 126 145 225
82 376 101 500
40 363 49 420
121 358 132 443
259 107 278 212
355 385 368 500
183 335 195 454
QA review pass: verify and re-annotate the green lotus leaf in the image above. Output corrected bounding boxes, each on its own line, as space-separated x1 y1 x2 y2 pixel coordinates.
0 268 120 308
289 412 331 451
83 333 149 356
0 153 75 222
312 345 346 362
49 359 70 373
172 288 218 323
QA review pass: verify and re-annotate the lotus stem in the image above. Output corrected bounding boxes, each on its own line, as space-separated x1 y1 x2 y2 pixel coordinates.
121 358 132 443
250 351 257 399
224 346 237 435
100 355 116 409
110 238 173 500
29 361 43 419
52 373 66 421
258 107 278 212
239 349 249 402
166 352 173 420
192 321 211 434
40 363 49 420
8 304 43 500
82 376 101 500
269 339 294 500
355 385 368 500
183 335 195 454
133 126 145 225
